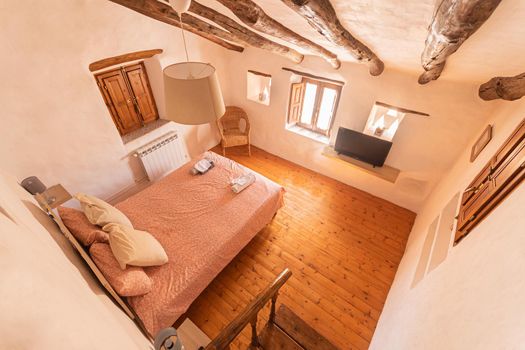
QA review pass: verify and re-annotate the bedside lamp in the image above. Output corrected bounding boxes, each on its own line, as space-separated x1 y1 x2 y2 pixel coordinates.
21 176 47 195
21 177 72 211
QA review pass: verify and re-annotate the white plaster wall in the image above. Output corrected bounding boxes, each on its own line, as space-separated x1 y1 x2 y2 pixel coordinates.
0 1 238 346
220 48 498 212
0 0 233 200
0 170 151 349
370 100 525 350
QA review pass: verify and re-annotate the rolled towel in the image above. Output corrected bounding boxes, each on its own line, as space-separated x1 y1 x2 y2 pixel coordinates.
231 173 256 193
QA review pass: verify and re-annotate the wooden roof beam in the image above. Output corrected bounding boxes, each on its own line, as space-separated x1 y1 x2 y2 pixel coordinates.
479 72 525 101
109 0 244 52
281 0 384 76
418 0 502 84
190 1 303 64
215 0 340 69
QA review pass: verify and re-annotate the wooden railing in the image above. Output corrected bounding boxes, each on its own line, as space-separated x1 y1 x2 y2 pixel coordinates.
204 268 292 350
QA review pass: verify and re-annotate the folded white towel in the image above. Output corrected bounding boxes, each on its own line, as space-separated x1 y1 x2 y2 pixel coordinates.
231 173 256 193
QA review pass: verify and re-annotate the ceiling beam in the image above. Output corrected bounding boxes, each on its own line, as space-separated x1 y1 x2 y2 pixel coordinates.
108 0 244 52
281 0 384 76
89 49 163 72
418 0 502 85
479 72 525 101
190 1 303 64
215 0 340 69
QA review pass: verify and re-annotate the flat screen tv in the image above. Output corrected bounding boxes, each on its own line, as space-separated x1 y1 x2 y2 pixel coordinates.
334 127 392 167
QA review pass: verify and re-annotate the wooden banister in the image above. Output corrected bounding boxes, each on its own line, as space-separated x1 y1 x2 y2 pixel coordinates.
204 268 292 350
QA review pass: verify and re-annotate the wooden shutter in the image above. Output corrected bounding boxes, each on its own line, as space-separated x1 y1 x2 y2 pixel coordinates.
288 82 305 124
124 63 159 124
96 70 142 135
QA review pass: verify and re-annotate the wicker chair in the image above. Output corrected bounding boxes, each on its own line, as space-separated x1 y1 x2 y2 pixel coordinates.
217 106 251 156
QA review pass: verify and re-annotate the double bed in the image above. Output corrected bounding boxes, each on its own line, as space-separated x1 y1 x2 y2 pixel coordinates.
58 151 284 337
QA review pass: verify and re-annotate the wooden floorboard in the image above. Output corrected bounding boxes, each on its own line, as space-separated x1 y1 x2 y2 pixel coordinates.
186 146 416 350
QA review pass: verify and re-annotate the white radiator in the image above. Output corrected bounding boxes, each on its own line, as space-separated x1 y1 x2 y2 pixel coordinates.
135 131 189 181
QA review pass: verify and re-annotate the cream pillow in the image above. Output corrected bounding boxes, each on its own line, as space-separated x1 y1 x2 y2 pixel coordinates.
75 193 132 227
103 223 168 270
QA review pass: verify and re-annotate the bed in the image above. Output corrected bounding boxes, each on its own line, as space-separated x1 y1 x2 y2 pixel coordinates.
79 151 283 336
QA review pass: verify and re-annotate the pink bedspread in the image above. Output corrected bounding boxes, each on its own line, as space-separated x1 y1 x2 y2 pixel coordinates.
115 152 284 335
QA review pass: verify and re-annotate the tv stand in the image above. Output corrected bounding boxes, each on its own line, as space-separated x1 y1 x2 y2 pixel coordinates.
322 146 400 183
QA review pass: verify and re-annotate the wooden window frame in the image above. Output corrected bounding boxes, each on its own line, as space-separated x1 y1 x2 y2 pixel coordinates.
287 77 342 137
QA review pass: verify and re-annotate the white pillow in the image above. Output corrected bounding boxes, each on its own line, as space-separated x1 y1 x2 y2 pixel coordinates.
75 193 132 227
103 223 168 270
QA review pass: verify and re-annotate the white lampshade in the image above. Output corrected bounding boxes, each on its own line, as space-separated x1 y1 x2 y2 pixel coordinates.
168 0 192 13
163 62 226 125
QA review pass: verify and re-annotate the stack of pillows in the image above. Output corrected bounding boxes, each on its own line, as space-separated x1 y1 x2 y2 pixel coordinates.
57 193 168 297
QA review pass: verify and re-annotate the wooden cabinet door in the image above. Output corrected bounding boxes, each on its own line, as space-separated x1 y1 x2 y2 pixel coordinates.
124 63 159 124
456 163 492 233
491 134 525 193
455 119 525 243
96 70 142 135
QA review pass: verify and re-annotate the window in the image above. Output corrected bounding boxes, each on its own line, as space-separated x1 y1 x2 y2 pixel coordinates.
95 62 159 136
287 78 341 136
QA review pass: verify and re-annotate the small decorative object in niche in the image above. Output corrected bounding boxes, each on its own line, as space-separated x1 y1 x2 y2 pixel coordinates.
470 125 492 162
363 101 429 142
247 70 271 106
364 103 405 141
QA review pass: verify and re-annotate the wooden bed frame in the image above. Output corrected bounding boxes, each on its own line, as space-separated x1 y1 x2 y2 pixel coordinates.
34 187 154 342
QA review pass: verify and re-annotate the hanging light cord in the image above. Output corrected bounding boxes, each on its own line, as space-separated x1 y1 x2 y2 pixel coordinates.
178 13 190 62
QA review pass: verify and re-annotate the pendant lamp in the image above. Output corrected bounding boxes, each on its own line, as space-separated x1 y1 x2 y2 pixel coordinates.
163 0 226 125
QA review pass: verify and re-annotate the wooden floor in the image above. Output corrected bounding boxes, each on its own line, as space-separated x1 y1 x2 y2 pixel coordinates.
186 145 416 349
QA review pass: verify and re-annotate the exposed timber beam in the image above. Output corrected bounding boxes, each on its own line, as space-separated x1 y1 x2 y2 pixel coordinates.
479 72 525 101
215 0 340 69
108 0 244 52
418 0 502 85
89 49 163 72
190 1 303 64
281 0 384 76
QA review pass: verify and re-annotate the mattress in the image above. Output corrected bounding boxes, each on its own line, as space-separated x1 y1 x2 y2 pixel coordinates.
115 151 284 335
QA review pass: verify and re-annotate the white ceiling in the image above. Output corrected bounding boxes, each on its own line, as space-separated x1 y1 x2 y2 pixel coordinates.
197 0 525 83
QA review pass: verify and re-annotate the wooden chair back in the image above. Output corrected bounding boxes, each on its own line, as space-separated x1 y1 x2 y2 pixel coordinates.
216 106 251 156
217 106 250 133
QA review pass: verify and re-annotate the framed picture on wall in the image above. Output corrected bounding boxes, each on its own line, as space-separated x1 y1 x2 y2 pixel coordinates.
470 125 492 162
